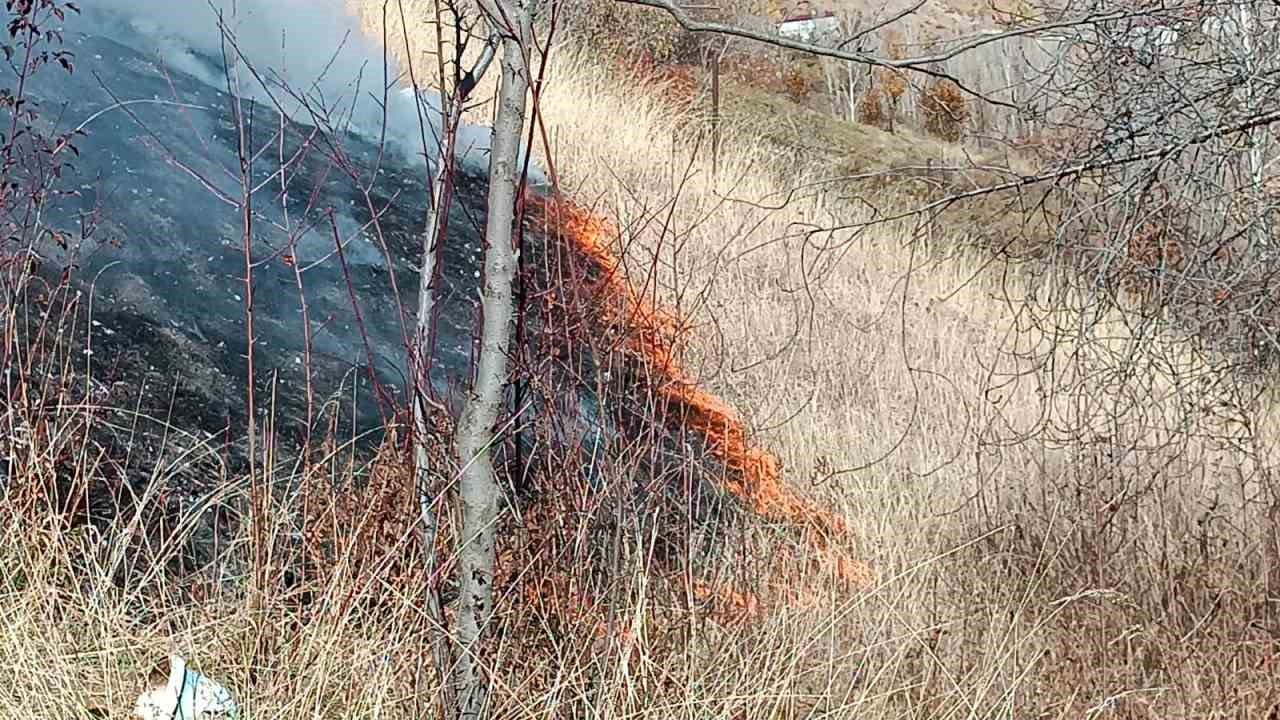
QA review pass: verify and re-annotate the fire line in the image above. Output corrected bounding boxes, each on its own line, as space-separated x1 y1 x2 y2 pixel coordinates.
526 192 874 592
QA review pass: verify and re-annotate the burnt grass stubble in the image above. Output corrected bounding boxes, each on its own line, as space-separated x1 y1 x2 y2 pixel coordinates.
3 20 754 626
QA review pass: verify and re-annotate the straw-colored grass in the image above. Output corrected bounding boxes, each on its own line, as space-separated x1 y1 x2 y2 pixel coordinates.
1 2 1278 717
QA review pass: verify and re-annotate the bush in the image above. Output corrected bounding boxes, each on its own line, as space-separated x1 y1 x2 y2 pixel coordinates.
875 67 906 132
782 65 813 102
921 78 968 142
855 84 888 130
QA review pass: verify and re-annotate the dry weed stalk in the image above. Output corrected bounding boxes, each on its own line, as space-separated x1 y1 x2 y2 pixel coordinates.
299 425 457 608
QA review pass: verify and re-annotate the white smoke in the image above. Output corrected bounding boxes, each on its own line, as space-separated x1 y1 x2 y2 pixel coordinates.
71 0 502 171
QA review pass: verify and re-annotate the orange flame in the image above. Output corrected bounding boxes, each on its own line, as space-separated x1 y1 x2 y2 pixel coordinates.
526 192 874 593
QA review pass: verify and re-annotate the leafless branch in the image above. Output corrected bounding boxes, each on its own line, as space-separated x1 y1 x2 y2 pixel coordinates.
614 0 1149 105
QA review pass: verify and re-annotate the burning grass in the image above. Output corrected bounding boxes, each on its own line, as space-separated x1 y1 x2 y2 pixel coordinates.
525 192 874 594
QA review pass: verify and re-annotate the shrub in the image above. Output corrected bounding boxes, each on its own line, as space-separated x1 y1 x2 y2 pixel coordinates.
921 78 968 142
855 84 888 130
782 65 812 102
875 67 907 132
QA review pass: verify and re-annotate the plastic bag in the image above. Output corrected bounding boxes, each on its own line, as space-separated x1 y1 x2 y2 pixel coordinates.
133 654 239 719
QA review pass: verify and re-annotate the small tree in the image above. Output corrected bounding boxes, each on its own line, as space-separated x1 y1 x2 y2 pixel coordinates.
448 0 537 715
879 34 907 132
783 64 812 101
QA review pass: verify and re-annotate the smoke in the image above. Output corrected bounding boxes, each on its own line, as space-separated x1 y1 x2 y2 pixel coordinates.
70 0 507 172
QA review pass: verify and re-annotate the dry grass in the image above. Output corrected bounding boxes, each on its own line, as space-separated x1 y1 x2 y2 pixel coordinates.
2 2 1279 717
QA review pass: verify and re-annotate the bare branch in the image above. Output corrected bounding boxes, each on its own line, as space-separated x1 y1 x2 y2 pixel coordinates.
614 0 1147 105
835 1 926 51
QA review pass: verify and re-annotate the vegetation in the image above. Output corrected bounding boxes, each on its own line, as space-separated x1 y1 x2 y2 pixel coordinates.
3 0 1280 718
919 79 967 142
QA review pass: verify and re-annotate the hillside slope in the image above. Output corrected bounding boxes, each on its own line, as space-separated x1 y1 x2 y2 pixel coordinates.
348 3 1280 715
0 1 1276 717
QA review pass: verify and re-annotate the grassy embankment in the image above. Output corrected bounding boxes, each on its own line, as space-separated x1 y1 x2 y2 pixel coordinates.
1 3 1277 717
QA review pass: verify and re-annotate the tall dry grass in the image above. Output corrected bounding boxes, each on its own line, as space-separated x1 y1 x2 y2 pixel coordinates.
355 3 1280 712
514 36 1280 714
2 1 1279 716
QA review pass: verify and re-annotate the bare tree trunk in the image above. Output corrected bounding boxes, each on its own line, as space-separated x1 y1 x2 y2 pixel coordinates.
404 0 499 708
413 91 468 720
452 5 532 716
411 22 498 584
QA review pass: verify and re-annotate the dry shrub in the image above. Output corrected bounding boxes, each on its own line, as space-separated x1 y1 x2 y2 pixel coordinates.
956 431 1280 717
855 84 888 129
1122 219 1186 297
878 69 906 105
782 65 812 102
647 62 700 109
988 0 1038 26
921 78 968 141
1064 182 1253 351
562 0 703 67
1016 127 1085 165
298 423 453 607
881 33 907 112
489 455 703 687
1265 174 1280 199
721 51 769 78
874 67 906 132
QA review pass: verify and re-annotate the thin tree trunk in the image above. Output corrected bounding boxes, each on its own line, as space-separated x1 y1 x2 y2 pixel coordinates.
413 34 497 578
414 135 459 716
452 17 531 719
405 0 497 707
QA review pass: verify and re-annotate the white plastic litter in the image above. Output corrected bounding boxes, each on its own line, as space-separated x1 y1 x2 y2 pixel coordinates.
133 654 239 719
